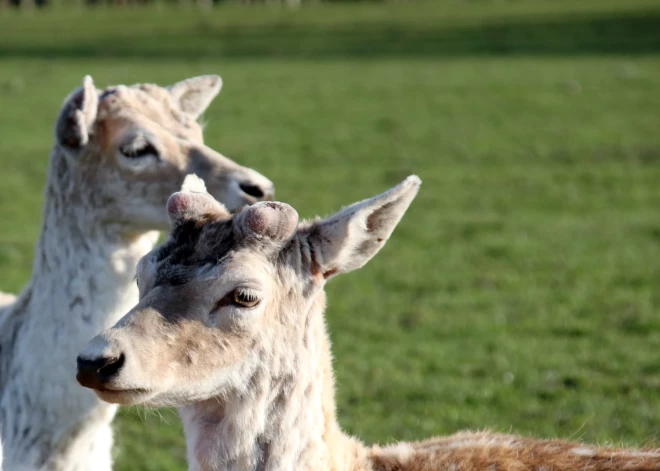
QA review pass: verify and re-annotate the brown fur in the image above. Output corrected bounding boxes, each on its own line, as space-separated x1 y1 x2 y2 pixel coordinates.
370 432 660 470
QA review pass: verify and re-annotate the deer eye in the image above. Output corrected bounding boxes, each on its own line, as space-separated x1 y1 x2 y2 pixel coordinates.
233 289 260 308
119 137 159 159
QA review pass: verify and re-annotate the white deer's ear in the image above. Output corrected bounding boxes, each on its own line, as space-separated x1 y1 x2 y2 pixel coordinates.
167 174 227 224
169 75 223 119
304 176 421 280
55 75 98 153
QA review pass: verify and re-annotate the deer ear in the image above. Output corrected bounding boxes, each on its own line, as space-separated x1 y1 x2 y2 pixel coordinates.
55 76 98 154
169 75 223 119
167 174 228 224
304 176 421 280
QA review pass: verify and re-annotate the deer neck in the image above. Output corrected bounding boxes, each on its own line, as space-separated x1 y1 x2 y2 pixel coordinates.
0 149 159 469
179 292 368 471
28 150 158 333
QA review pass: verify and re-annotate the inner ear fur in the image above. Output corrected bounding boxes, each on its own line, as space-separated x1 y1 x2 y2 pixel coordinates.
55 75 98 153
305 176 421 279
169 75 223 120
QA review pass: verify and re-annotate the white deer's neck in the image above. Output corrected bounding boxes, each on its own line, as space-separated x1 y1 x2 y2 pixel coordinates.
0 151 158 469
31 153 158 334
179 294 366 471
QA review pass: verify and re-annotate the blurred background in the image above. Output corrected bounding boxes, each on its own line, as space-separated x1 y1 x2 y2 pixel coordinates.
1 0 660 469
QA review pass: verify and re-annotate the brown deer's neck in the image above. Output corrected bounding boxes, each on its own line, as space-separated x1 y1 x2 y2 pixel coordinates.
179 292 369 471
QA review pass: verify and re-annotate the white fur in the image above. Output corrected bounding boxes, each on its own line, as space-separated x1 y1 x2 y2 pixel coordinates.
571 447 596 457
182 174 208 194
169 75 223 120
0 211 157 470
310 175 421 277
0 75 274 471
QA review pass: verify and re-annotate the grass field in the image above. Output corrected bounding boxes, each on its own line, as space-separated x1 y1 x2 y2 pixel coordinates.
1 0 660 469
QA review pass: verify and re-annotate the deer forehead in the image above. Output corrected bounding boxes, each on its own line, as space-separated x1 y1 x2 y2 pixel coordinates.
141 216 282 293
96 85 202 143
139 249 275 307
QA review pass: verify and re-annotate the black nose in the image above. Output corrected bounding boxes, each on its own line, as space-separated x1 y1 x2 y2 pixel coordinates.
76 355 124 390
239 183 265 198
239 183 274 201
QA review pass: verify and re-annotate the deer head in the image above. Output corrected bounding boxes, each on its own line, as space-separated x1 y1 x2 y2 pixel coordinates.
54 75 274 231
77 175 420 407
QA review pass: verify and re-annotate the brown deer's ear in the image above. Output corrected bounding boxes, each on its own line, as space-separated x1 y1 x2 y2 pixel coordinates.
167 174 228 224
303 176 421 280
55 76 98 154
169 75 223 120
234 202 299 243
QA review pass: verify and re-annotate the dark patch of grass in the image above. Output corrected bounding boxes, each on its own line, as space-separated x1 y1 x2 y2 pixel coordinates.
0 2 659 60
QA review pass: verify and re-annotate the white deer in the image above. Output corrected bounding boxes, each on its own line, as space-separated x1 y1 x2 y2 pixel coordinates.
0 76 274 471
78 175 660 471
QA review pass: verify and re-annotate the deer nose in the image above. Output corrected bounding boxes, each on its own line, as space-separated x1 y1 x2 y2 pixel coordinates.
239 182 274 201
76 354 125 390
235 167 275 202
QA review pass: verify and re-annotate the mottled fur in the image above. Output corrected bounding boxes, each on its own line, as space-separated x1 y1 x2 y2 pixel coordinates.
79 176 660 471
0 77 274 471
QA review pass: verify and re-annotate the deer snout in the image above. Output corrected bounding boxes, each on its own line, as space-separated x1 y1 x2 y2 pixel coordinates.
76 334 127 390
207 168 275 211
76 354 125 390
188 146 275 209
236 168 275 202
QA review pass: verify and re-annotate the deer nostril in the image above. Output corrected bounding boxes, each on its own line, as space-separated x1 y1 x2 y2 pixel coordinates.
98 355 124 378
239 183 265 199
76 354 125 389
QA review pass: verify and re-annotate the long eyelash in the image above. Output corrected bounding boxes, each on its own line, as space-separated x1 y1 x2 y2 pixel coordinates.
237 288 258 301
214 288 261 312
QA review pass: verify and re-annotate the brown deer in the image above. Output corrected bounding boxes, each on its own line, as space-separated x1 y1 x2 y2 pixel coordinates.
78 175 660 471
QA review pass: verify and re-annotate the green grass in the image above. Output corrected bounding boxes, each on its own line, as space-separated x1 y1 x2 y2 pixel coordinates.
1 0 660 469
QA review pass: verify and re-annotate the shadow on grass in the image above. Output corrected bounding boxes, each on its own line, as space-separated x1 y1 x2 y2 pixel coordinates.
0 10 659 59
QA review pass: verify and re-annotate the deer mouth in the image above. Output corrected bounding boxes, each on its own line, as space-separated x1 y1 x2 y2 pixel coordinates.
94 387 154 405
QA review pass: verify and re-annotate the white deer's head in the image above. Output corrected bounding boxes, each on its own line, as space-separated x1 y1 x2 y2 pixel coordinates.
77 175 420 407
54 75 274 231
